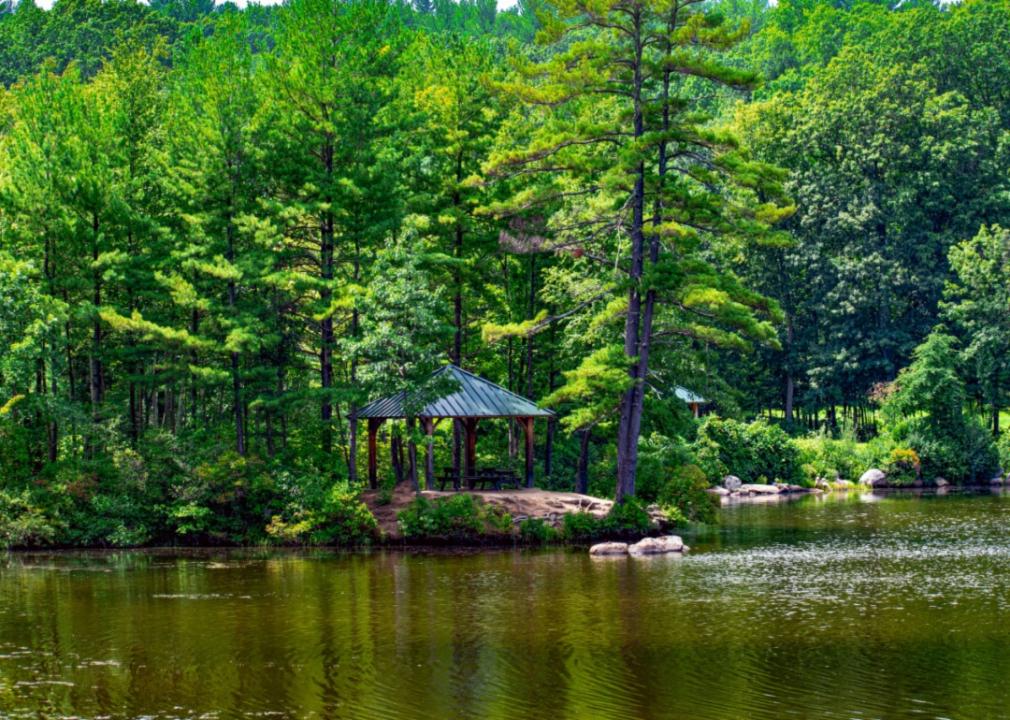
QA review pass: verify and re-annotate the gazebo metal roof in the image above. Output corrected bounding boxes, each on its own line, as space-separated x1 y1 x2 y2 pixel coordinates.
674 386 707 405
357 364 554 420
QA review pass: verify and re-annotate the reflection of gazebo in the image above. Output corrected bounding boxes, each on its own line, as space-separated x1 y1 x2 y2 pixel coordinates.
356 365 554 490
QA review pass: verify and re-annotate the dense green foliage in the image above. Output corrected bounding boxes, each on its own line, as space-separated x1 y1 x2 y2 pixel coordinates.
2 0 1010 547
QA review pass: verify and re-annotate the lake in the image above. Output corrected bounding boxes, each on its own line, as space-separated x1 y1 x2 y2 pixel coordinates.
3 490 1010 719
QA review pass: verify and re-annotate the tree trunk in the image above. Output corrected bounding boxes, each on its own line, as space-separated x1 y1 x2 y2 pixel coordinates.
576 427 592 495
407 416 419 492
320 140 335 456
615 13 650 503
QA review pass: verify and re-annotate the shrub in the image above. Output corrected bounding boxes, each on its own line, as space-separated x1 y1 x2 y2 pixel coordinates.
266 484 377 546
561 511 604 542
900 417 998 484
659 464 718 525
397 494 510 541
170 452 283 543
561 497 652 542
794 432 867 482
519 518 559 544
635 433 694 502
0 490 60 548
693 417 804 485
998 432 1010 475
605 497 652 535
885 448 921 486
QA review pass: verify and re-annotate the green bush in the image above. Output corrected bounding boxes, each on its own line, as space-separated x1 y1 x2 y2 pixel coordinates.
397 494 511 540
561 497 652 542
659 464 718 525
693 417 804 485
795 432 869 482
561 511 604 542
902 418 998 484
635 433 694 502
998 432 1010 475
519 517 559 544
266 484 377 546
884 448 921 486
0 490 60 548
606 497 652 535
168 452 283 543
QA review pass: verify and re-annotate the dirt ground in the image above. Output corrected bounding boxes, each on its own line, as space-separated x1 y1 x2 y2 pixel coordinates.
361 482 616 540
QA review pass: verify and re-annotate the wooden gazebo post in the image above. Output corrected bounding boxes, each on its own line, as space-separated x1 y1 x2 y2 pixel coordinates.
423 417 435 490
523 417 535 488
367 418 383 489
463 418 477 488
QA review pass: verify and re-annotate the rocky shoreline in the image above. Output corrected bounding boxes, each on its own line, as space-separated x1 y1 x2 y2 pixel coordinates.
708 467 1010 503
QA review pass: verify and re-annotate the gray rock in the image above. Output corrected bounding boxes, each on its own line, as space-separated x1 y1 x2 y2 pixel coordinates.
723 475 742 492
628 535 685 555
589 542 629 556
707 487 731 497
989 475 1005 486
859 469 887 487
739 483 781 495
814 477 831 490
935 477 950 488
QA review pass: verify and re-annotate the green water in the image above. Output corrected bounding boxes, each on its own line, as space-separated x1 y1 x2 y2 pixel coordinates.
4 491 1010 719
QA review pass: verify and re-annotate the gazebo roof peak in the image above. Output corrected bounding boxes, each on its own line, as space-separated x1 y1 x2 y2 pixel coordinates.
357 364 555 420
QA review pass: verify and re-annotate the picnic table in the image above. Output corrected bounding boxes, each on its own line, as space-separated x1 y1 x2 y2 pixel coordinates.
437 467 520 491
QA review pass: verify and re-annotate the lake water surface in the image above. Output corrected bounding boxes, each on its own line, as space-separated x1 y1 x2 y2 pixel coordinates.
4 491 1010 719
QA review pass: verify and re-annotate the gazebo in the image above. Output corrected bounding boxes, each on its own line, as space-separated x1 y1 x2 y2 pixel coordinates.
675 385 709 418
356 364 554 490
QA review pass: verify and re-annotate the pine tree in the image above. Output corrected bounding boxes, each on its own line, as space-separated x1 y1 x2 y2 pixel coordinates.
260 0 403 469
486 0 791 499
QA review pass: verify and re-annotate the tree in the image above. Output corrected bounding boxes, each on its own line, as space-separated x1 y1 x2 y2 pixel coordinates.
345 234 455 490
487 0 790 500
943 225 1010 436
261 0 403 468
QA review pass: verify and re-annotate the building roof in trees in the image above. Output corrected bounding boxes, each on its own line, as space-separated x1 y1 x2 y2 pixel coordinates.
674 386 707 405
357 364 554 419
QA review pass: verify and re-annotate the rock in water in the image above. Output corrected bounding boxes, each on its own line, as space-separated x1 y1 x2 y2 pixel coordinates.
989 475 1004 486
859 469 887 487
707 487 731 497
935 477 950 488
739 483 781 495
589 542 629 556
723 475 742 492
628 536 685 555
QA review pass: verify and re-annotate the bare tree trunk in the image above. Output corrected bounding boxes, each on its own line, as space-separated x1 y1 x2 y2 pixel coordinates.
576 427 592 495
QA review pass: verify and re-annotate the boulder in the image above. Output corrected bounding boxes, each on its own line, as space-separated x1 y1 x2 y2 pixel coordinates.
814 477 831 491
935 477 950 488
589 542 629 556
723 475 742 492
859 469 887 487
707 487 731 497
739 483 781 495
989 475 1005 486
628 535 685 555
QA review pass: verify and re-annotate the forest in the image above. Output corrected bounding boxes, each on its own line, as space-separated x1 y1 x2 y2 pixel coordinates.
1 0 1009 547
